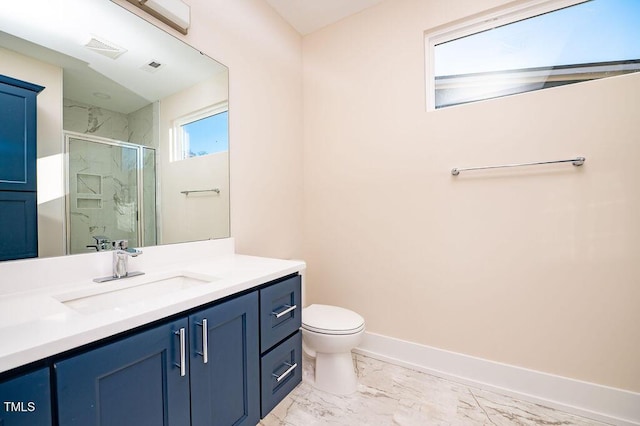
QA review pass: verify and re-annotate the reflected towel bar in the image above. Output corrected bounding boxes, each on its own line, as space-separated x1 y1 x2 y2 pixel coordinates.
180 188 221 195
451 157 585 176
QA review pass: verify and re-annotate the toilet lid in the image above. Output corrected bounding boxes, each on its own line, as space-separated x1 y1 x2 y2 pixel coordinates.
302 304 365 335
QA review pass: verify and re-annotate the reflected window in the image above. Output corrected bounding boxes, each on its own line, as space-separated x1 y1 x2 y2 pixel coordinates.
172 102 228 160
425 0 640 110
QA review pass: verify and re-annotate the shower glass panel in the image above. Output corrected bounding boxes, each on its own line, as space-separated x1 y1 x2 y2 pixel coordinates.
67 135 156 254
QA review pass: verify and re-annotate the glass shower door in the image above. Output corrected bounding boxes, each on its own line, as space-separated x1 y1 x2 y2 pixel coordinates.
67 137 139 254
142 147 157 247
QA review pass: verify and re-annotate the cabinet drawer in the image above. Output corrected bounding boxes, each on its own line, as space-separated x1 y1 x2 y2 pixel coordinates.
260 331 302 418
259 275 301 353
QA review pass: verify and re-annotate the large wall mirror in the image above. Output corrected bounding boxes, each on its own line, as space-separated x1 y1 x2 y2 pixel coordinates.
0 0 229 259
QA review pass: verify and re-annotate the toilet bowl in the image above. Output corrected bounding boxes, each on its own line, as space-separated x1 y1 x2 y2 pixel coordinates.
301 304 365 395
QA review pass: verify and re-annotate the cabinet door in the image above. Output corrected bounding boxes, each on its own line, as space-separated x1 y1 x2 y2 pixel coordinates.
55 319 191 426
0 77 41 193
0 367 52 426
190 291 260 426
0 191 37 261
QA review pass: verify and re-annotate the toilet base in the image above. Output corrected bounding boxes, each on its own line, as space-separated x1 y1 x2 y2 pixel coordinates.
313 351 358 395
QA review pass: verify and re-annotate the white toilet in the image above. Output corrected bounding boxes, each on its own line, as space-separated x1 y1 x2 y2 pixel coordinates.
301 304 365 395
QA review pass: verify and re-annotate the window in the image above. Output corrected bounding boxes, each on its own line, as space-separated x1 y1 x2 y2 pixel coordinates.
425 0 640 110
172 102 228 161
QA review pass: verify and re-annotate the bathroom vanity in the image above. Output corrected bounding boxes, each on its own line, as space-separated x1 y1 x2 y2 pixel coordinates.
0 238 304 426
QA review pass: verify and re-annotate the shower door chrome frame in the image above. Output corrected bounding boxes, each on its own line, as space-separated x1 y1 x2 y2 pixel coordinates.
64 131 156 255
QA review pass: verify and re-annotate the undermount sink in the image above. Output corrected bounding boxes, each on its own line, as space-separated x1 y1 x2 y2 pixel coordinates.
56 271 219 315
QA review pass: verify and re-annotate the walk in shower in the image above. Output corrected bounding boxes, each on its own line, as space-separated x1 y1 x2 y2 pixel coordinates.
65 133 157 255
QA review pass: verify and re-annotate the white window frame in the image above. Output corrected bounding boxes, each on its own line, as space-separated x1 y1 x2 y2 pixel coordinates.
424 0 589 111
171 101 229 161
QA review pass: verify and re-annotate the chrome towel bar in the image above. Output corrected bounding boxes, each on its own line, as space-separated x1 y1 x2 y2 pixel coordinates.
180 188 221 195
451 157 585 176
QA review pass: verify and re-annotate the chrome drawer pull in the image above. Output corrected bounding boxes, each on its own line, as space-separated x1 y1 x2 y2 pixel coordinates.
271 304 297 319
196 319 209 364
272 362 297 382
174 328 186 377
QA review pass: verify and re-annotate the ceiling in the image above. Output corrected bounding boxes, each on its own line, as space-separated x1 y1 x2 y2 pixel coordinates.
264 0 386 35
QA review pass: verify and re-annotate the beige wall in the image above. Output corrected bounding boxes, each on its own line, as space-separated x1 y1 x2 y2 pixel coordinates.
0 47 65 258
113 0 639 392
302 0 640 392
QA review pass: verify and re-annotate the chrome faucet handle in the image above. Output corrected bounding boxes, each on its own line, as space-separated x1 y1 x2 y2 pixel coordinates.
113 239 142 255
120 247 143 257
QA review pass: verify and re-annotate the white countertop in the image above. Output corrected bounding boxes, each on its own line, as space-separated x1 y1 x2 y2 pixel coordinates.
0 246 305 374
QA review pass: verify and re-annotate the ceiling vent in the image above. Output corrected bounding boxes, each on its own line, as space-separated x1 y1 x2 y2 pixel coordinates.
84 36 127 60
141 60 164 73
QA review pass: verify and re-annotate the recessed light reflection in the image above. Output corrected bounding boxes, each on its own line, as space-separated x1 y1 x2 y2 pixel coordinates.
92 92 111 100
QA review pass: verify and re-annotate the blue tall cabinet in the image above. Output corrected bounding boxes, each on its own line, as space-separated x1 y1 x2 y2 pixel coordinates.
0 75 44 261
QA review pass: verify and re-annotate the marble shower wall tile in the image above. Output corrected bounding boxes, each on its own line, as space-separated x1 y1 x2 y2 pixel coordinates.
128 103 156 147
64 98 129 141
260 354 606 426
63 98 155 146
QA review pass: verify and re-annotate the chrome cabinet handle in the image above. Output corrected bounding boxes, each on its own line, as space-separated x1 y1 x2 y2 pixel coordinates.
272 362 297 382
174 328 186 377
271 304 297 319
196 319 209 364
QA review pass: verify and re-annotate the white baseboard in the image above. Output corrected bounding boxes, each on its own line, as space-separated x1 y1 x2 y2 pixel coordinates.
354 332 640 426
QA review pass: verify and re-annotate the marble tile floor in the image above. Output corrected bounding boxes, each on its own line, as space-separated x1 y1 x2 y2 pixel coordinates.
260 353 606 426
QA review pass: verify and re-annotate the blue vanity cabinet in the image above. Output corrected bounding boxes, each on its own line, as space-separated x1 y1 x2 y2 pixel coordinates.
189 291 260 426
0 75 44 261
55 318 192 426
259 275 302 418
0 367 52 426
10 274 301 426
54 291 260 426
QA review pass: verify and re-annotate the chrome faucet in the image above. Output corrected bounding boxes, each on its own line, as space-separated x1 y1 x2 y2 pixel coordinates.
93 240 144 283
